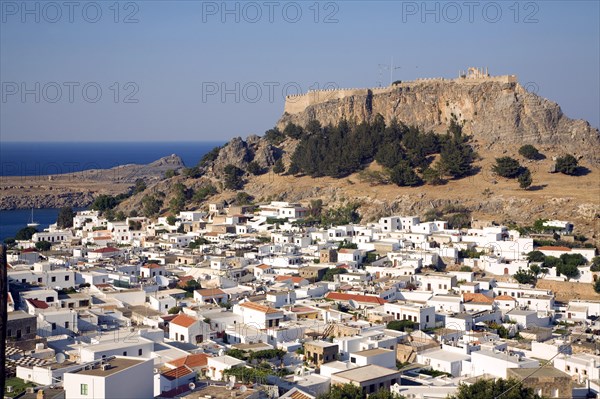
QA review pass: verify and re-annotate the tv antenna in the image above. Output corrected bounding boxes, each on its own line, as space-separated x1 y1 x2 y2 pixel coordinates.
378 57 402 86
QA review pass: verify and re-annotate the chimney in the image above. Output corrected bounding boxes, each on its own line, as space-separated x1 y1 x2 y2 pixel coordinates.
37 390 45 399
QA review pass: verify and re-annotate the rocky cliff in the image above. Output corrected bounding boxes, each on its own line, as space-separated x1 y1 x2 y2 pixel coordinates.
278 80 600 163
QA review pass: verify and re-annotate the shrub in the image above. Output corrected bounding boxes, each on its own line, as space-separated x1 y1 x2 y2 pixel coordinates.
518 144 542 160
492 156 522 178
555 154 579 175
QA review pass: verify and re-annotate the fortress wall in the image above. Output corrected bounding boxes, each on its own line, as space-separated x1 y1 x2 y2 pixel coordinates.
283 75 518 115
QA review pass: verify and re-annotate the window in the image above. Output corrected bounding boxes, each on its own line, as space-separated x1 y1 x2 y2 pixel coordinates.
26 326 31 334
51 276 56 282
139 349 143 356
350 357 356 363
123 351 127 356
51 323 56 330
65 276 70 281
65 322 69 329
81 384 88 395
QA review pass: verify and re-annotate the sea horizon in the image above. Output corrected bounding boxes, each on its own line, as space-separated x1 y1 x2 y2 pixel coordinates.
0 140 225 177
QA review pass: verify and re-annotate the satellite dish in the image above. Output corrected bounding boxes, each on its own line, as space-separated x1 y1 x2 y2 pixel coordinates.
188 382 196 390
239 386 247 393
218 349 225 356
348 300 358 310
55 353 66 364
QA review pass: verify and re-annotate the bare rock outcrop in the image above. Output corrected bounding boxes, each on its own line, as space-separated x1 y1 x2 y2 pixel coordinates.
278 80 600 163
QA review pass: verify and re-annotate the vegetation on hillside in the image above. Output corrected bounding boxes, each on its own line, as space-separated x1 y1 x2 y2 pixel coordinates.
287 115 475 186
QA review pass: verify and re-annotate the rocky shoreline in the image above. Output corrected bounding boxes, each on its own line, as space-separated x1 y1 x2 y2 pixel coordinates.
0 191 95 210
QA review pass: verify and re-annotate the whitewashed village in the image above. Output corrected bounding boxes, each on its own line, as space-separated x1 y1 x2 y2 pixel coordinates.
3 201 600 399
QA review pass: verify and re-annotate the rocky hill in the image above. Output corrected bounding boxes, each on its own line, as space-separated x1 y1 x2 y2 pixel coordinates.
0 155 185 210
278 79 600 163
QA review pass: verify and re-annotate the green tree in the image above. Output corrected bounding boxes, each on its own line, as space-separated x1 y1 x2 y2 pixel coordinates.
193 184 217 202
493 157 522 178
91 194 118 212
387 320 418 332
141 195 163 217
555 154 579 175
316 383 364 399
309 199 323 218
164 169 178 179
198 146 222 167
235 192 254 205
166 215 177 225
526 251 546 262
287 162 300 175
594 279 600 294
306 119 323 135
223 164 244 190
263 127 285 144
375 140 406 169
518 168 532 189
322 268 348 281
167 306 182 314
182 166 202 178
422 166 445 185
16 226 38 240
57 206 74 229
590 256 600 272
560 253 587 267
283 122 304 139
448 377 541 399
557 261 580 280
390 161 422 186
513 268 536 284
518 144 542 160
35 241 51 251
437 120 474 178
273 158 285 174
543 256 562 268
246 161 263 175
133 179 147 194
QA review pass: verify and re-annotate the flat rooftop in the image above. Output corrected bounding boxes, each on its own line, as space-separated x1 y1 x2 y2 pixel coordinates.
74 358 145 377
306 340 338 349
353 348 393 357
332 364 400 383
508 366 570 379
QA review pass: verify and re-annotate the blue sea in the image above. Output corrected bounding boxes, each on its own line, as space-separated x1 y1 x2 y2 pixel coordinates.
0 141 224 176
0 141 223 241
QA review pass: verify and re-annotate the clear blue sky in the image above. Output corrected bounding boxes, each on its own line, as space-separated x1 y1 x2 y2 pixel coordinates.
1 0 598 141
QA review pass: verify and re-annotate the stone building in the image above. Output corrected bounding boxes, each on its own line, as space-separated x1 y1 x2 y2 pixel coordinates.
304 341 338 367
507 366 572 399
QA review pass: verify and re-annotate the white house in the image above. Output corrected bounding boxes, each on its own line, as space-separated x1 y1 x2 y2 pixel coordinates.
470 349 539 378
348 348 396 369
169 313 209 344
63 357 154 399
206 355 246 381
233 301 285 329
383 302 436 330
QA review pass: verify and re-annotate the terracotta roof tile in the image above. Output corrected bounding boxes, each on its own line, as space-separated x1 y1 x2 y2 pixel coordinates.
538 246 572 252
495 295 516 301
325 292 386 305
196 288 226 297
171 314 198 328
161 365 194 380
463 293 494 304
167 353 211 368
239 301 282 314
27 298 49 309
